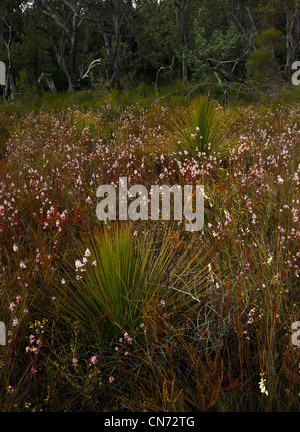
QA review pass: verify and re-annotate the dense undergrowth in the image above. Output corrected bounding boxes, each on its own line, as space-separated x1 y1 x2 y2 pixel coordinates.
0 89 299 412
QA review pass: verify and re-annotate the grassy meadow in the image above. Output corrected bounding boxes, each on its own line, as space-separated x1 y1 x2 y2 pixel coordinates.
0 89 299 412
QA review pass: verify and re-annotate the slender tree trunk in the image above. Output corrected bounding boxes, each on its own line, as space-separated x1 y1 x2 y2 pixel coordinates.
111 30 121 88
96 30 120 88
69 3 82 92
92 1 131 88
97 24 119 87
111 58 120 88
4 21 14 102
175 0 189 83
182 43 188 83
0 2 4 53
0 24 4 53
50 29 74 92
35 0 84 93
70 32 80 91
284 2 300 81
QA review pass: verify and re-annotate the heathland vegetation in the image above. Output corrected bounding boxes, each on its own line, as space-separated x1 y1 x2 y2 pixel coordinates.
0 89 299 411
0 0 299 413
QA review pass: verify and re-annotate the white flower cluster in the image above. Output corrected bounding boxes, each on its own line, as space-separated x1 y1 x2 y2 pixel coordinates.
75 248 96 281
258 372 268 396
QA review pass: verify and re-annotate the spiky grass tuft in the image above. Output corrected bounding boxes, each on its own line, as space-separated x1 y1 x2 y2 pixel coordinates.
169 96 238 158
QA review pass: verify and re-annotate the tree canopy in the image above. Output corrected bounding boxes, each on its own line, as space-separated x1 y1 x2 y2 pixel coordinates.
0 0 299 94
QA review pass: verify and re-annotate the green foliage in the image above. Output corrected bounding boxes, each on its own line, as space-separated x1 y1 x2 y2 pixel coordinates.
0 122 10 159
132 0 179 77
0 0 295 97
11 21 53 86
0 95 299 411
189 23 246 81
15 69 36 100
246 28 284 83
169 95 238 158
135 81 152 97
89 74 110 97
255 28 283 50
54 226 207 345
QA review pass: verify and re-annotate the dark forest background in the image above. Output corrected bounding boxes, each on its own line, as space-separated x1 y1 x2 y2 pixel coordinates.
0 1 300 99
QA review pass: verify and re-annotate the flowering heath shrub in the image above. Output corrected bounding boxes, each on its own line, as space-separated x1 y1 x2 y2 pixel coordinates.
0 94 299 412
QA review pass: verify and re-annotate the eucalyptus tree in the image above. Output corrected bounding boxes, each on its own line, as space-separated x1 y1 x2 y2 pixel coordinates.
85 0 133 88
33 0 89 91
285 0 300 80
0 0 23 101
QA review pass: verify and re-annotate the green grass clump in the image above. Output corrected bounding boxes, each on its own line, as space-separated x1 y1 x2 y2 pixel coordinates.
53 225 208 345
168 96 238 158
